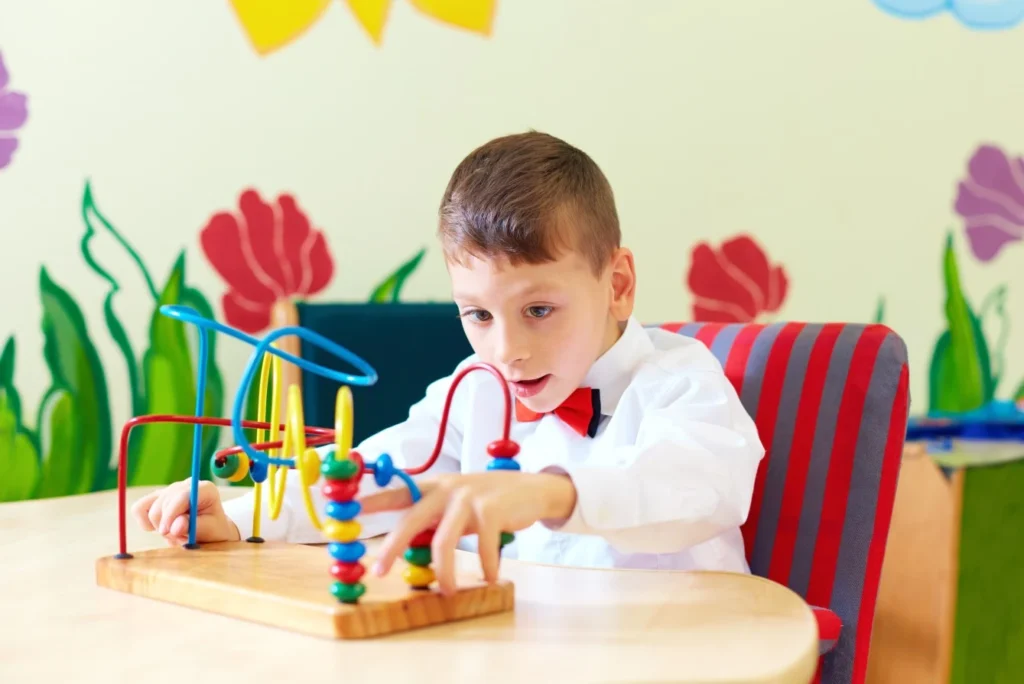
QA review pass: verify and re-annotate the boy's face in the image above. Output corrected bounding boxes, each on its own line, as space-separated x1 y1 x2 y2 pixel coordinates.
448 247 635 414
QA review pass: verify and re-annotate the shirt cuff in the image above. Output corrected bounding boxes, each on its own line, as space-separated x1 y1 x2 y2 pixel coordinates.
221 485 292 542
538 464 596 535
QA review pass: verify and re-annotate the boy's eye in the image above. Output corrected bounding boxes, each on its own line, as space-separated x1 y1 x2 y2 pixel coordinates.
461 309 492 323
526 306 553 319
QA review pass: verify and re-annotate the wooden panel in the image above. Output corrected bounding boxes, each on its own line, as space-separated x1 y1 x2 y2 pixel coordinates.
96 541 514 639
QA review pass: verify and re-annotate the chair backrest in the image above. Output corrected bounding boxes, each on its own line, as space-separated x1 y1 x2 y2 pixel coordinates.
659 321 910 684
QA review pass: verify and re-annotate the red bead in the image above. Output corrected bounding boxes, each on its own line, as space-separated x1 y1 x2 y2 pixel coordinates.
410 528 435 548
486 439 520 458
348 449 365 472
330 561 366 584
322 479 359 502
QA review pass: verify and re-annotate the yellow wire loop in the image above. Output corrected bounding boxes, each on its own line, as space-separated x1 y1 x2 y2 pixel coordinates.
335 385 353 459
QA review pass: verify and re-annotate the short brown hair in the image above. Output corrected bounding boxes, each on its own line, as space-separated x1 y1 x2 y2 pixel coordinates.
438 131 620 274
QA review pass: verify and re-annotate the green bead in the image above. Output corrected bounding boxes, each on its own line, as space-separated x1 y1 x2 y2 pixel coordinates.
500 532 515 547
212 454 239 479
331 581 366 604
321 457 359 481
404 546 432 567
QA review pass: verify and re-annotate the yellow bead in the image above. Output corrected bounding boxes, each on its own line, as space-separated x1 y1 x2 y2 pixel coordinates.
227 456 250 483
403 565 435 587
323 519 361 543
300 447 321 485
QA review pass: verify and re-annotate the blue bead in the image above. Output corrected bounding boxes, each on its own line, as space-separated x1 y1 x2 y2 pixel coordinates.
249 459 268 483
328 541 366 562
487 458 521 471
373 453 396 487
326 500 362 521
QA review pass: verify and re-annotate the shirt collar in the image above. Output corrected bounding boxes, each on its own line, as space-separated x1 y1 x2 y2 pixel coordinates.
582 316 654 415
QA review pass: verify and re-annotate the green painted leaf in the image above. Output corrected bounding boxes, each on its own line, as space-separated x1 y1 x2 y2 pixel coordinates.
0 337 21 422
129 254 197 486
977 284 1009 398
32 389 80 499
1014 379 1023 403
369 248 426 302
38 267 112 493
927 234 987 414
79 180 158 417
0 390 40 502
873 296 885 324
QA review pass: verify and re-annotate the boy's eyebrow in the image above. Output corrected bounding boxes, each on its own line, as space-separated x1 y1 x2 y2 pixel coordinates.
452 281 557 303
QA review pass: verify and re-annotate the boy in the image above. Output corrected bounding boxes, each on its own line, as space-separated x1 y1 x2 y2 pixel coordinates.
133 131 765 596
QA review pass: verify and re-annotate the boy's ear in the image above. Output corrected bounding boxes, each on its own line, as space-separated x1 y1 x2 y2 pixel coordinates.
608 247 636 320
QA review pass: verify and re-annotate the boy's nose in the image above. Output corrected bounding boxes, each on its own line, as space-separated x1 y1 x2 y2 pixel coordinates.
495 326 530 366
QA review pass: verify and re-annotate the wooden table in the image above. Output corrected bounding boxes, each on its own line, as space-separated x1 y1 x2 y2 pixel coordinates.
0 487 819 683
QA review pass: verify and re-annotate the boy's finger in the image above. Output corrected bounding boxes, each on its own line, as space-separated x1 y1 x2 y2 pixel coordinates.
356 487 414 514
132 493 158 531
158 487 195 535
373 492 446 576
357 479 436 514
432 495 472 596
474 508 501 584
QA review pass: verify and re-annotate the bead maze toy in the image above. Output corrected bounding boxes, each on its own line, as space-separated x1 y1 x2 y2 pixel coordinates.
95 305 518 638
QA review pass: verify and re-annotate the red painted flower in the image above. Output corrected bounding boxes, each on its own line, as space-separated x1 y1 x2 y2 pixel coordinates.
686 234 789 323
200 189 334 332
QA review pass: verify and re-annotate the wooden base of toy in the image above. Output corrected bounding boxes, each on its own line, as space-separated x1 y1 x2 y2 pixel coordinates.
95 540 514 639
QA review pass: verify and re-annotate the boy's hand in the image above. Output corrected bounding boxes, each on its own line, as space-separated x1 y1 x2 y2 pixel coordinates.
358 471 576 595
131 478 241 546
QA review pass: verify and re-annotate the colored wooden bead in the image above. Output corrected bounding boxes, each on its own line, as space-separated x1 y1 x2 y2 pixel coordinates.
325 500 361 521
330 561 366 584
486 439 520 458
402 565 435 588
487 458 521 471
404 546 432 567
249 459 268 483
324 519 361 543
212 454 248 481
321 456 360 481
328 541 366 562
322 479 359 502
300 448 321 485
500 531 515 547
331 581 366 604
410 528 435 548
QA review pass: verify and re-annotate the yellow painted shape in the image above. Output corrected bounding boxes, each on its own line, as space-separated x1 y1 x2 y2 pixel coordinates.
345 0 393 44
324 519 362 542
229 0 333 55
409 0 495 35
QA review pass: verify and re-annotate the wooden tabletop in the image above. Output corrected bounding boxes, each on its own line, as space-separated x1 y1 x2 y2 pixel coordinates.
0 487 819 683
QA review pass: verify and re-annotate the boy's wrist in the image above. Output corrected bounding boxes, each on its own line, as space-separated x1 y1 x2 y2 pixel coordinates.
537 472 577 521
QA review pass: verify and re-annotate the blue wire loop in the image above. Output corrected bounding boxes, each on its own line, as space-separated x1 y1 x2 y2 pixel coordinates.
158 305 378 547
368 453 422 503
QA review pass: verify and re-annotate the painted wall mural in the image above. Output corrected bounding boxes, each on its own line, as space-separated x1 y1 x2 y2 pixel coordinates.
230 0 497 54
685 234 790 323
0 181 428 503
0 49 28 171
873 0 1024 29
880 143 1023 414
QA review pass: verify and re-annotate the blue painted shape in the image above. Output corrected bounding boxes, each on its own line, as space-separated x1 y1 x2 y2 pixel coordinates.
874 0 1024 29
486 458 521 471
326 500 362 521
328 541 366 562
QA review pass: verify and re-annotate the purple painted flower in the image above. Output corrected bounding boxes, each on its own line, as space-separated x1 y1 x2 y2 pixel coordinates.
954 144 1024 262
0 50 28 170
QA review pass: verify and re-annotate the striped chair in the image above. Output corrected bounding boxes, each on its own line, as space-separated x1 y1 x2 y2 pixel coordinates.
660 321 911 684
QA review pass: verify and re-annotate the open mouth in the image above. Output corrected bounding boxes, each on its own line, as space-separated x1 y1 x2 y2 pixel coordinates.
509 374 551 398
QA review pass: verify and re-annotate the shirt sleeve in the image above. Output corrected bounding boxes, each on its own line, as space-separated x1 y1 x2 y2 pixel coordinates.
221 355 476 544
540 364 765 555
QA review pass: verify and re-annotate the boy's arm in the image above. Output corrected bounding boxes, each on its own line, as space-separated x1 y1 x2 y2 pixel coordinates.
221 357 475 543
540 365 765 555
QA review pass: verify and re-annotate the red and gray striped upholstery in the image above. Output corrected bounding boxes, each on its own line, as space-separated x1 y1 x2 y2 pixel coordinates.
659 321 910 684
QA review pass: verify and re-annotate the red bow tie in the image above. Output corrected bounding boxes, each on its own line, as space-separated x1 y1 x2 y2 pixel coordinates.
515 387 602 438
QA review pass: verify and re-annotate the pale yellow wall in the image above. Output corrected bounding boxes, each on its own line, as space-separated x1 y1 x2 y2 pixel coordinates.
1 0 1022 444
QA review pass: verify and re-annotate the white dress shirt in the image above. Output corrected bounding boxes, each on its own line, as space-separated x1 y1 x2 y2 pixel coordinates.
222 316 765 573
